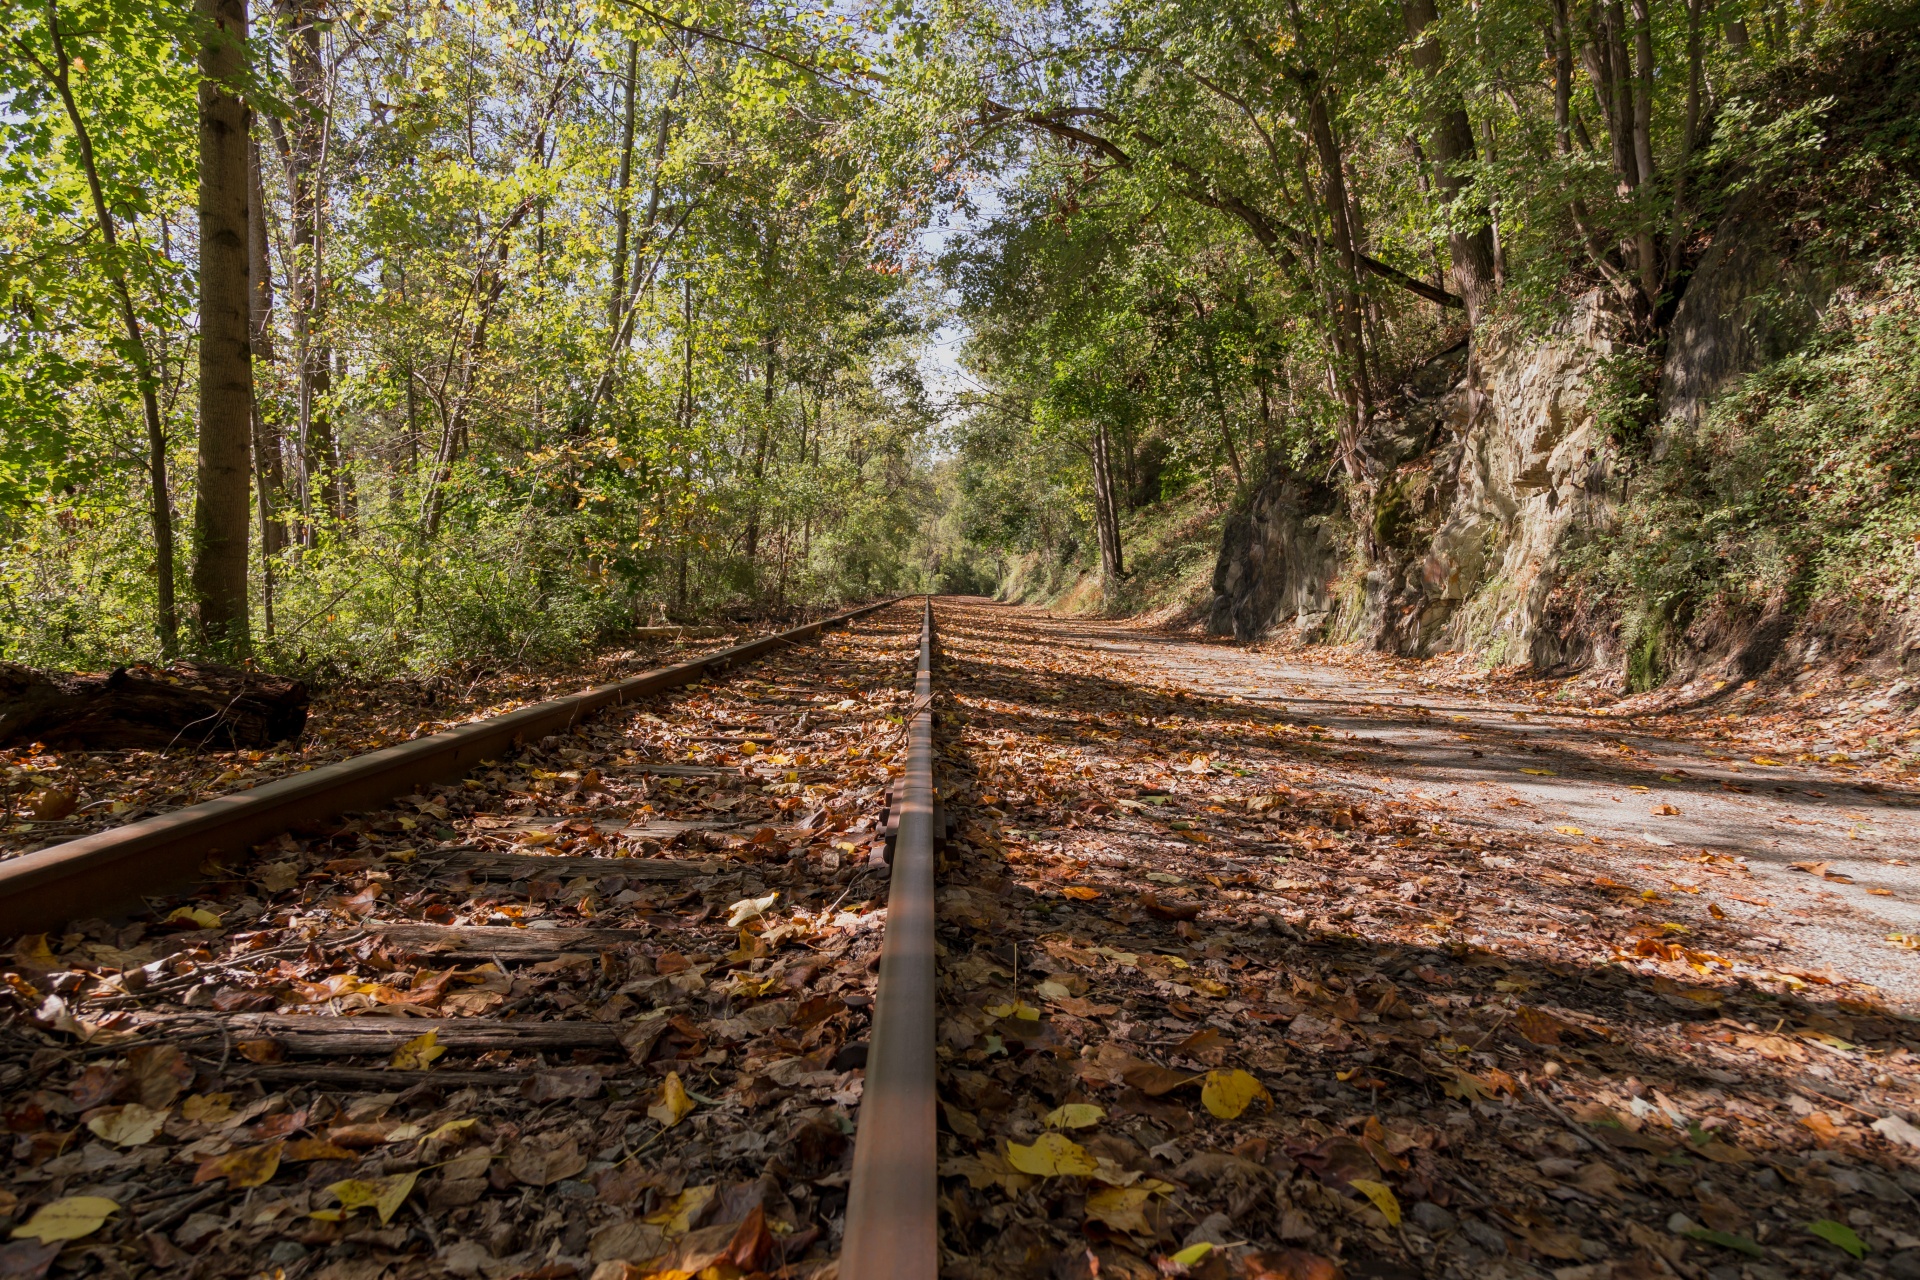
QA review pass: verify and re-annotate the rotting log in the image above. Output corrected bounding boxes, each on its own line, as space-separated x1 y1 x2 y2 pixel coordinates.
0 661 308 750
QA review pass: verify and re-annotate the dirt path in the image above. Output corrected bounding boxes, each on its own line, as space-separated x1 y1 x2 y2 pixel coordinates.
932 600 1920 1280
1047 614 1920 1003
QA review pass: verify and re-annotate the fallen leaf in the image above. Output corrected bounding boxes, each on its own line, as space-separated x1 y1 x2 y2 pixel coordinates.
1044 1103 1105 1130
86 1103 167 1147
1006 1132 1096 1177
1872 1114 1920 1150
1200 1069 1269 1120
1554 825 1584 836
1084 1185 1151 1234
1806 1218 1868 1259
1062 885 1102 900
165 907 222 929
180 1093 233 1123
504 1133 587 1186
1243 1250 1342 1280
1521 768 1555 776
389 1029 444 1070
644 1185 714 1237
1683 1226 1763 1257
125 1044 192 1109
726 892 778 927
648 1071 696 1128
194 1140 284 1188
323 1171 418 1225
1348 1178 1401 1226
1169 1242 1214 1266
8 1198 118 1243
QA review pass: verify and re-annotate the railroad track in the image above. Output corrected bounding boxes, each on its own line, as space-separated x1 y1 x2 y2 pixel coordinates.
0 599 945 1280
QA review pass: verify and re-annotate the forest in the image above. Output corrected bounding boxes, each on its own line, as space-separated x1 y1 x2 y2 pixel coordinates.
2 0 1917 684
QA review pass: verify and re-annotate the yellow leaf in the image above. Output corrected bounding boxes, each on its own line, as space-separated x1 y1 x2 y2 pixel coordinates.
1170 1242 1214 1265
1349 1177 1402 1225
648 1070 696 1128
1084 1186 1151 1234
165 907 223 928
1751 757 1782 766
325 1171 419 1225
9 1196 119 1242
389 1030 445 1071
1554 825 1585 836
426 1118 476 1142
87 1103 168 1147
1044 1104 1105 1130
1005 1132 1097 1177
1200 1069 1269 1120
1708 901 1727 919
740 741 760 756
14 934 57 969
195 1140 284 1189
1520 768 1555 776
181 1093 234 1123
644 1184 714 1237
985 1001 1040 1021
1190 977 1230 998
1062 885 1102 900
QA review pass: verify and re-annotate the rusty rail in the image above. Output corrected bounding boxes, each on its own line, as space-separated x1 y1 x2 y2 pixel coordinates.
840 596 939 1279
0 599 898 937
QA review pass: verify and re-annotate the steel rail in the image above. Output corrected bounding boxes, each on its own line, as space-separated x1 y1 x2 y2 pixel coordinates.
0 599 899 937
840 595 938 1280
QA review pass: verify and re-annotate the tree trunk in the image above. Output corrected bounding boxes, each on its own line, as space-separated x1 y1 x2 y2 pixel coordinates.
1300 73 1375 481
39 0 177 655
1089 423 1124 586
1548 1 1575 156
1401 0 1497 325
193 0 254 656
606 38 639 346
248 135 285 559
0 661 307 750
273 0 340 529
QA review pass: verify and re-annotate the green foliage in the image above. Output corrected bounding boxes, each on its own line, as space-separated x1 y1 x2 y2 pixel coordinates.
0 0 936 672
1573 263 1920 653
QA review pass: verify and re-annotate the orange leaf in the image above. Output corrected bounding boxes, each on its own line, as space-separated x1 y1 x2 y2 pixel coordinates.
193 1140 283 1189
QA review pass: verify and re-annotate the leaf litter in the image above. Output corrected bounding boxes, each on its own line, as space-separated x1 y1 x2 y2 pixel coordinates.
0 606 925 1278
931 601 1920 1280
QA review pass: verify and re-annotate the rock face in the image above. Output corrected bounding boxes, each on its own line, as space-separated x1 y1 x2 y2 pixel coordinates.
1658 193 1835 432
1207 469 1345 643
1417 295 1622 669
1208 294 1624 667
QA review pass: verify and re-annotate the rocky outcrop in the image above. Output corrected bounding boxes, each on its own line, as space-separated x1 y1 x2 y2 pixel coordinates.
1207 470 1345 642
1658 193 1836 432
1209 295 1624 666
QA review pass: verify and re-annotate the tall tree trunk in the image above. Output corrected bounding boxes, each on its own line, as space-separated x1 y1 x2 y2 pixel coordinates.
194 0 254 655
272 0 340 530
1548 2 1575 156
1401 0 1497 326
1299 72 1375 482
1089 423 1124 586
1628 0 1660 296
606 38 638 345
248 135 284 559
1201 344 1244 486
38 0 177 654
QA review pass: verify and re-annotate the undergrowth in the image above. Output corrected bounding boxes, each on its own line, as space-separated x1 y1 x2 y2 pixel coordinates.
1569 263 1920 684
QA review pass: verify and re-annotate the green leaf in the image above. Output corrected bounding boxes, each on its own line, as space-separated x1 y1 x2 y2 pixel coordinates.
1682 1228 1763 1257
1805 1219 1868 1259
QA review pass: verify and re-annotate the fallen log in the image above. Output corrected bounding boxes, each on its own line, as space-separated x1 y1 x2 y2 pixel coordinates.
0 661 308 750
